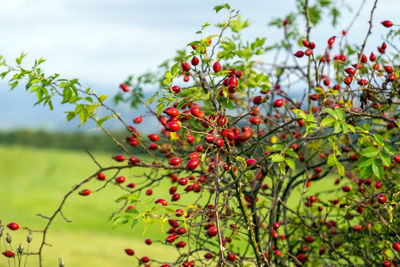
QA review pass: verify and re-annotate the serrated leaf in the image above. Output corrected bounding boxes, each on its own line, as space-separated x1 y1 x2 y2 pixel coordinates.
327 154 336 167
346 123 355 133
372 159 383 178
383 145 395 155
272 144 285 151
271 154 285 162
214 3 230 13
380 151 391 167
360 165 373 178
131 218 138 229
285 148 298 158
335 108 345 121
373 134 383 145
113 215 131 228
98 94 108 102
361 147 379 158
285 158 295 170
279 162 286 175
322 108 338 119
356 157 374 168
336 161 345 177
333 121 342 133
321 117 335 127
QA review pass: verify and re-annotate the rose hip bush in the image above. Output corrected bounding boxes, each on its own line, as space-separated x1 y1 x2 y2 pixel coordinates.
1 0 400 266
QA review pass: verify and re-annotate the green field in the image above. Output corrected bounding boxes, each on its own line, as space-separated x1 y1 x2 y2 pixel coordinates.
0 145 180 267
0 145 340 266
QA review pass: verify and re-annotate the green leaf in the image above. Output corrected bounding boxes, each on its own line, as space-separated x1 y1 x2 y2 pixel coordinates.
278 162 286 175
322 108 338 119
373 134 383 145
346 123 355 133
285 158 295 170
361 147 379 158
335 108 345 121
360 165 373 178
380 151 391 167
333 121 342 133
383 145 395 155
336 161 345 177
372 159 383 178
356 157 374 168
131 218 138 229
98 94 108 102
285 148 298 158
271 154 285 162
327 154 336 167
214 3 230 13
320 117 335 127
125 209 139 214
113 215 131 228
116 193 139 202
272 144 285 152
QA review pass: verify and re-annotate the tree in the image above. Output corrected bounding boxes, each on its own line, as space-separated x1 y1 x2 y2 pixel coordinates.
1 0 400 266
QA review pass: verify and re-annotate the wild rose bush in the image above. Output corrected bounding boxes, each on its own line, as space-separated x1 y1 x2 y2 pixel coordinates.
1 0 400 266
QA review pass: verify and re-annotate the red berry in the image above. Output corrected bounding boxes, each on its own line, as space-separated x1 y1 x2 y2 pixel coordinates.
155 199 168 206
191 57 199 66
2 250 15 258
328 36 336 45
377 193 387 204
207 226 218 237
393 242 400 252
175 241 186 248
133 116 143 124
119 83 130 92
79 189 91 196
213 62 221 73
384 65 393 74
169 157 182 166
250 116 262 125
353 224 362 231
382 20 393 28
124 248 134 256
148 133 160 142
395 155 400 163
166 121 181 132
163 107 180 117
246 159 258 169
140 256 150 263
171 193 181 201
181 62 190 72
294 51 304 58
186 135 195 143
273 99 284 108
179 177 188 185
116 176 126 183
190 106 201 117
146 189 153 196
97 172 106 181
7 223 19 231
186 159 200 170
113 154 126 162
127 183 135 188
227 252 236 262
171 85 181 93
228 76 238 86
305 235 314 243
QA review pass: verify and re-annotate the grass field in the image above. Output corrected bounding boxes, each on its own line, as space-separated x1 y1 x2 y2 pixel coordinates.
0 145 180 267
0 145 340 266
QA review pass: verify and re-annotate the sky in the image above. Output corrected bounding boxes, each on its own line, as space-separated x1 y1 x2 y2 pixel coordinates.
0 0 398 130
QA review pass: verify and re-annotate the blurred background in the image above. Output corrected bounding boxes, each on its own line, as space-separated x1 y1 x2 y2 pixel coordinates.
0 0 397 266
